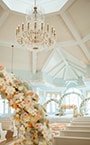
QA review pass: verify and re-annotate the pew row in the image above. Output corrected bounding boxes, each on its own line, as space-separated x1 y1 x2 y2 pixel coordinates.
65 125 90 131
4 136 90 145
0 121 17 143
1 121 13 131
53 136 90 145
60 130 90 137
72 117 90 122
0 123 7 142
71 121 90 126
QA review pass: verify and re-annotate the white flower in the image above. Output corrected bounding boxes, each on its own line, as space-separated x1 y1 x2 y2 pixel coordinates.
0 67 53 145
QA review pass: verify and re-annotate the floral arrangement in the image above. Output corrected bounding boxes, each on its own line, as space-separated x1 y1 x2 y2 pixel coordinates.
0 65 53 145
80 97 90 116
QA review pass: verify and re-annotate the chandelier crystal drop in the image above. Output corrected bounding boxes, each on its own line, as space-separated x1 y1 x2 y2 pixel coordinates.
16 0 56 52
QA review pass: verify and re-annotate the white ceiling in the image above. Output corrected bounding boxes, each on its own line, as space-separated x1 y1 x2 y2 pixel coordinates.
2 0 68 14
0 0 90 91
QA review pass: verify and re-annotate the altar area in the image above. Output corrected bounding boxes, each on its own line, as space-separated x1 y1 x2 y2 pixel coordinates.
1 115 90 145
0 66 90 145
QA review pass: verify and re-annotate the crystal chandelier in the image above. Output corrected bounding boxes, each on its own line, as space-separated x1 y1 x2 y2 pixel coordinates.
16 0 56 52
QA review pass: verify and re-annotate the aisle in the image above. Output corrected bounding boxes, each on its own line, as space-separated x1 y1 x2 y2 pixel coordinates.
47 114 73 123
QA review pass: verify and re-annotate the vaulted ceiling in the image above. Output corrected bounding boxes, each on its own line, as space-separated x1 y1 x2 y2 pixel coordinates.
0 0 90 91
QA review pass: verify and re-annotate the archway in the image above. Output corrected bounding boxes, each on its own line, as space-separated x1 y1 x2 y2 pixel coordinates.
80 97 90 116
43 99 59 115
59 91 83 116
60 104 78 117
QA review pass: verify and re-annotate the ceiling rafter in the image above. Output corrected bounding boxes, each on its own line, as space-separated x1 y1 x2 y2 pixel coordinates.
56 40 78 47
0 0 10 10
60 0 75 13
0 41 10 47
47 61 63 74
0 11 9 27
55 46 86 80
42 49 55 71
49 62 65 76
52 65 66 79
69 62 86 75
82 34 90 43
60 12 90 62
64 65 79 80
69 65 80 78
56 47 68 66
61 46 87 68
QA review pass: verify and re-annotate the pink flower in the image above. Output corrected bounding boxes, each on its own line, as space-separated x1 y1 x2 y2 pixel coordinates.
34 123 42 129
29 92 34 96
0 65 4 70
24 98 31 104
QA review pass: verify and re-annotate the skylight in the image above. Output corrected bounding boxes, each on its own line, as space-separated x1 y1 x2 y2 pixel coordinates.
2 0 68 14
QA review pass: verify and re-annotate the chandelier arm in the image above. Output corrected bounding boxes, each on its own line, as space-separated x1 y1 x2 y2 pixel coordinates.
15 0 56 51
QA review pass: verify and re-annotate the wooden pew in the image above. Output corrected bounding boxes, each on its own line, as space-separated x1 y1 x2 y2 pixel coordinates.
0 123 7 142
71 121 90 126
53 136 90 145
72 117 90 122
3 137 90 145
1 121 13 131
65 125 90 131
0 120 17 143
60 130 90 137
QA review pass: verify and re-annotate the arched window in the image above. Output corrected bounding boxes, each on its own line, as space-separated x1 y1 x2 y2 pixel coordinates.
46 92 60 115
0 95 15 116
86 91 90 115
85 100 90 115
62 88 82 115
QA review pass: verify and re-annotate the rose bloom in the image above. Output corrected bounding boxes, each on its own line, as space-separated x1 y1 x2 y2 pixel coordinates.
0 65 4 70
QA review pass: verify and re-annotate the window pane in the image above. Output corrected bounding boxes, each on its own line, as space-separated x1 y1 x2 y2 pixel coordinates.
5 101 8 114
0 99 4 114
